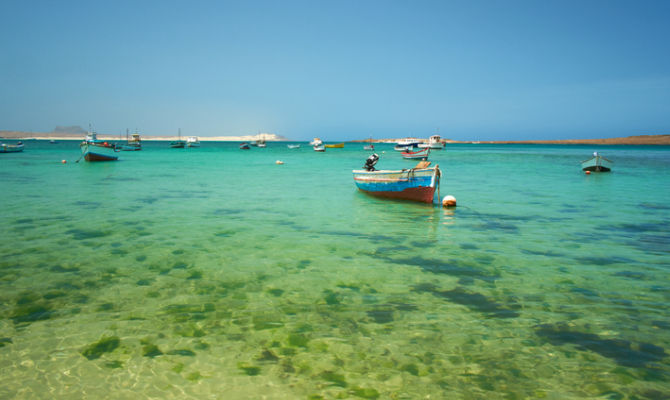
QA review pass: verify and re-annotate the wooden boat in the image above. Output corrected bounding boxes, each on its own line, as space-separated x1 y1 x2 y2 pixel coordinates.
80 132 118 161
581 152 612 172
240 142 250 150
353 157 441 203
119 130 142 151
0 141 24 153
325 142 344 148
313 144 326 152
186 136 200 147
401 147 430 160
170 129 186 148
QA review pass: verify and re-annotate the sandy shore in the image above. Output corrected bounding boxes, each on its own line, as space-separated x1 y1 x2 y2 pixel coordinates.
2 131 669 145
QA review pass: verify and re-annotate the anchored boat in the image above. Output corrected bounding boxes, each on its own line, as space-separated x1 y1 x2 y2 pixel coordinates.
80 132 118 161
353 154 441 203
401 147 430 160
0 141 24 153
581 152 612 172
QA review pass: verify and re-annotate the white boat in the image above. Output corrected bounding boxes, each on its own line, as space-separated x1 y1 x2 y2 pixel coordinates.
287 144 301 149
186 136 200 147
394 138 421 151
313 144 326 152
581 152 612 172
419 135 444 149
310 137 323 146
0 141 24 153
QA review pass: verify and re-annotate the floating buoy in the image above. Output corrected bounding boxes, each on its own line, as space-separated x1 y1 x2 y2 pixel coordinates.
442 195 457 207
61 160 67 164
276 160 284 165
585 170 591 175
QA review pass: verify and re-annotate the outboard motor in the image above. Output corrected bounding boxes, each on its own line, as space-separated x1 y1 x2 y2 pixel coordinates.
364 153 379 171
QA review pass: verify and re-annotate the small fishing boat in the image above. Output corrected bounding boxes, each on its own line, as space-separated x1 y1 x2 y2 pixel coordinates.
363 136 375 150
419 135 444 149
49 139 57 144
581 152 612 172
394 138 421 151
325 142 344 148
287 144 301 149
353 155 441 203
119 130 142 151
314 144 326 152
0 141 24 153
240 142 250 150
80 132 118 161
170 129 186 148
402 147 430 160
310 138 323 146
186 136 200 148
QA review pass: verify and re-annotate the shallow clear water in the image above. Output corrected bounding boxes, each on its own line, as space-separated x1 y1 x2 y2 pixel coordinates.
1 140 669 399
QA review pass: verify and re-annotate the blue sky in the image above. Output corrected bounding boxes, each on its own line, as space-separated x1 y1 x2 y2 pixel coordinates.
1 0 669 141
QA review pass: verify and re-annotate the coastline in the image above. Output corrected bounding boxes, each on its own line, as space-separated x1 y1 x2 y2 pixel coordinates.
2 131 669 145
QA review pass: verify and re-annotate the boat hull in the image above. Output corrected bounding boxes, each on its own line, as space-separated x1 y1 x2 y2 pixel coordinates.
0 144 24 153
352 166 440 203
581 155 612 172
325 143 344 148
402 148 430 160
81 142 118 161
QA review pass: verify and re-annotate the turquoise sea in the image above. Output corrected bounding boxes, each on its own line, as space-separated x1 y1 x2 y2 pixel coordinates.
1 140 669 399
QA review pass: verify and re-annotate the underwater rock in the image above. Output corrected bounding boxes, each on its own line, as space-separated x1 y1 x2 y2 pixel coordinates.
535 323 667 368
81 336 120 360
412 284 519 318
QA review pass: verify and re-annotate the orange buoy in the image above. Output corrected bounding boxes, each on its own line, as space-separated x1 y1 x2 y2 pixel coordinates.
61 160 67 164
585 170 591 175
442 195 457 207
276 160 284 165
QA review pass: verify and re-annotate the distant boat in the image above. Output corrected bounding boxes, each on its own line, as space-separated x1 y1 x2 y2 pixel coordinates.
394 138 421 151
0 141 24 153
49 139 57 144
313 144 326 152
402 147 430 160
581 152 612 172
119 130 142 151
252 133 267 147
353 155 441 203
287 144 301 149
186 136 200 148
325 142 344 148
310 138 323 146
419 135 444 149
80 131 118 162
170 129 186 148
240 142 250 150
364 136 374 150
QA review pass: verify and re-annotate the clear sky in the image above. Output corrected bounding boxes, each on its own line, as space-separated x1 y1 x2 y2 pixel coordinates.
1 0 669 141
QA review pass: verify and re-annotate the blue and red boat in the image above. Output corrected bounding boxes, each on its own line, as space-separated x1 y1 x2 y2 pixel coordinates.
353 155 441 203
401 147 430 160
80 132 119 161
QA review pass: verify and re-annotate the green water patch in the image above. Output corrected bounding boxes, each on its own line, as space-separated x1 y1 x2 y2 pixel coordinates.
65 228 112 241
318 370 347 387
384 255 499 283
520 249 565 257
0 337 12 347
81 336 120 360
256 349 279 362
167 349 196 356
534 323 668 369
350 387 380 399
575 256 636 266
613 271 648 280
142 343 163 358
162 303 215 323
72 201 102 209
413 283 519 318
237 362 261 376
50 264 80 273
366 305 395 324
460 243 479 250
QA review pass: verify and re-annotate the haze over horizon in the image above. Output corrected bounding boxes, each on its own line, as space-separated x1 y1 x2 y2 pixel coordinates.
1 0 669 141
